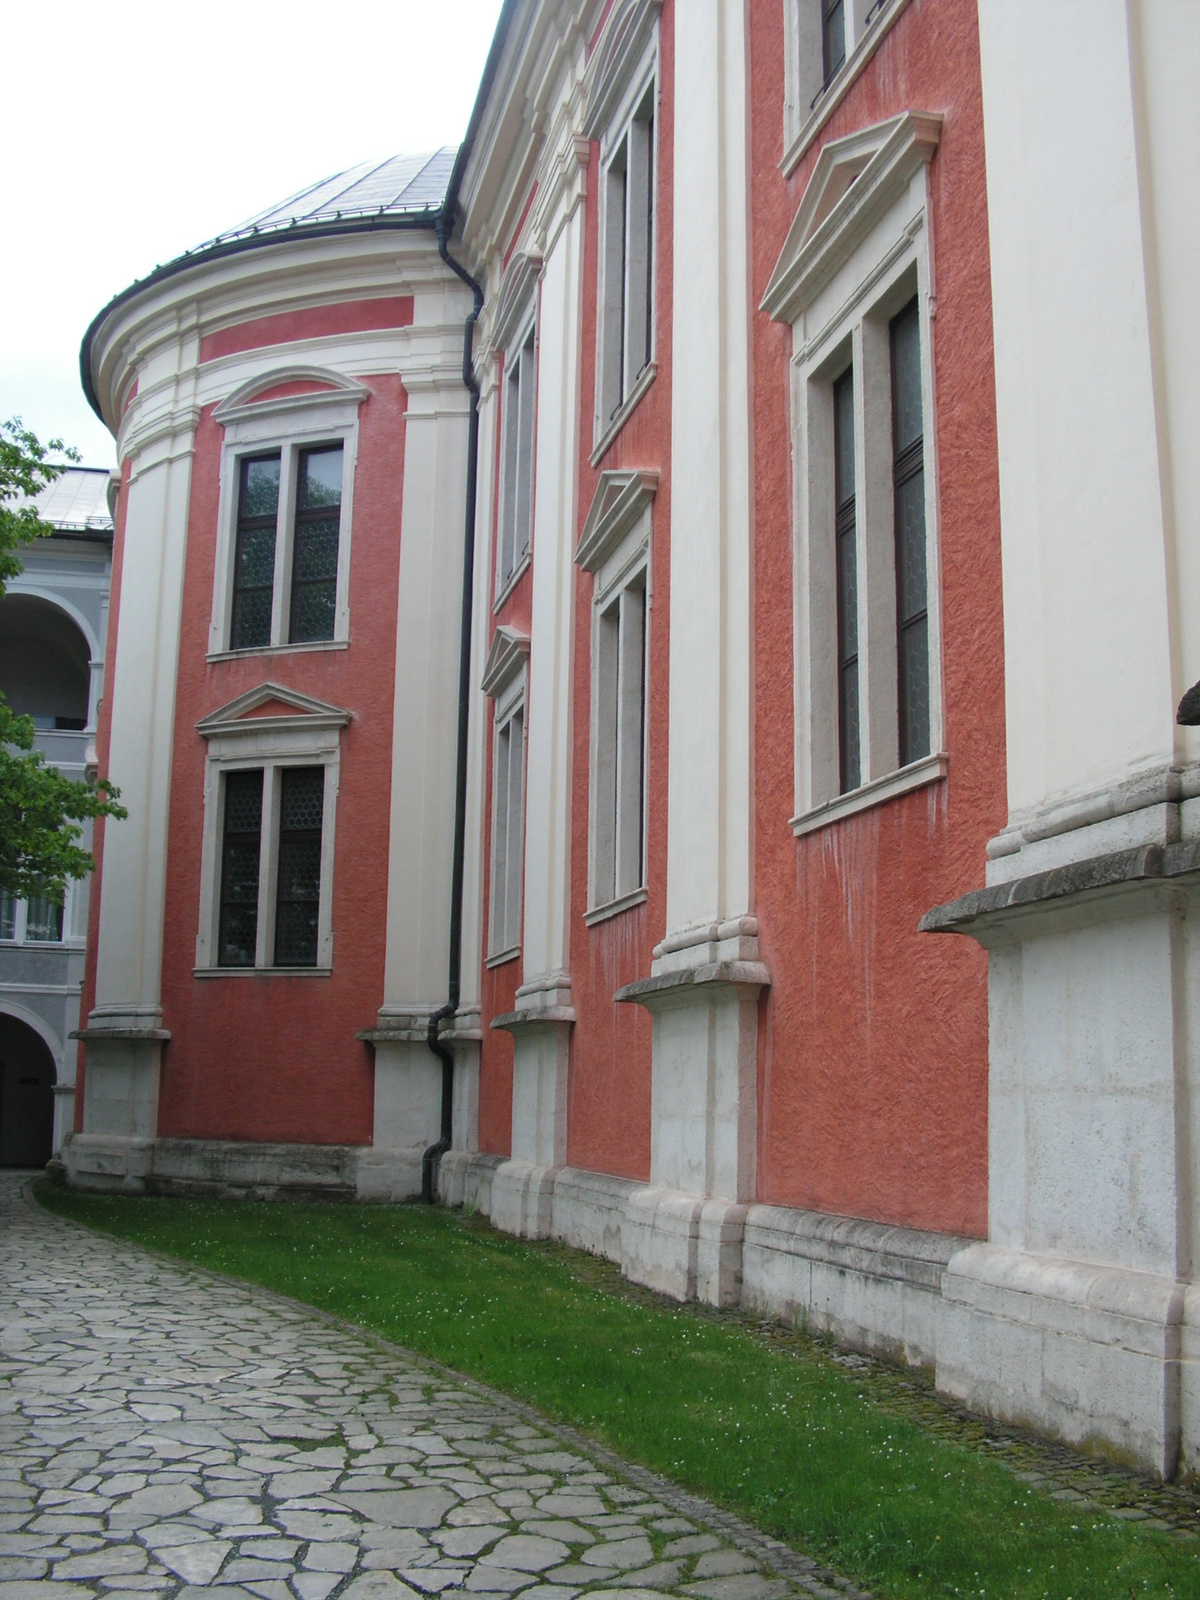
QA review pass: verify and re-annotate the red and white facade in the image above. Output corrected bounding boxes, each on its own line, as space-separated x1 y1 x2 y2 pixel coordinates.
71 0 1200 1478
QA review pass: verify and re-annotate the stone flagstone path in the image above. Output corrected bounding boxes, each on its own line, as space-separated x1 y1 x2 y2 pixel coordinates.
0 1175 870 1600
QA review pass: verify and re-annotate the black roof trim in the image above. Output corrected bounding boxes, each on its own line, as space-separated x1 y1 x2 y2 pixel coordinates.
79 208 441 422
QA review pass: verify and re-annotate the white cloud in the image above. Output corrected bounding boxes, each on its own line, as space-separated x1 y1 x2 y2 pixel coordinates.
0 0 504 468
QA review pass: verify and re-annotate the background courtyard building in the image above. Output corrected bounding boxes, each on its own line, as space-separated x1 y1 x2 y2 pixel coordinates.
65 0 1200 1479
0 467 113 1167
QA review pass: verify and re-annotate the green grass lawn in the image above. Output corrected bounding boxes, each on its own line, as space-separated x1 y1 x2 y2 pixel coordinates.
33 1185 1200 1600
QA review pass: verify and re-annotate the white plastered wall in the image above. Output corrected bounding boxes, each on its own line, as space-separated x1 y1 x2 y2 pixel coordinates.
978 0 1198 832
931 0 1200 1477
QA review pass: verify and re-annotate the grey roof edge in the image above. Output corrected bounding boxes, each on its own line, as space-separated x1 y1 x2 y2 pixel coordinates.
442 0 522 236
79 210 444 425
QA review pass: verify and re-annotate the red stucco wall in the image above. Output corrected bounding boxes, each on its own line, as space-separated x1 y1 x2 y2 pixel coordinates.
748 0 1004 1236
145 310 410 1145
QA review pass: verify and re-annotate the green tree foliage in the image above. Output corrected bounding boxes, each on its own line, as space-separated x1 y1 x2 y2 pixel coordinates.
0 417 125 901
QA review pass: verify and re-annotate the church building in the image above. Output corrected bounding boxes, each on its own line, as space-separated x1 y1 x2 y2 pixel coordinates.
68 0 1200 1479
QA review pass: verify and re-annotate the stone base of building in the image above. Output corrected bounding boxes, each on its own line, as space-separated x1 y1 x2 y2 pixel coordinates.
60 1133 429 1203
936 1243 1187 1477
438 1150 964 1353
436 1150 1200 1476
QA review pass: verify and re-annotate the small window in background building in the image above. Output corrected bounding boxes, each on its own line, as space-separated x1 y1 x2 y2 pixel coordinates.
23 896 64 943
230 455 281 651
288 447 343 644
0 891 17 940
218 768 263 967
890 297 930 765
833 364 860 794
273 766 324 967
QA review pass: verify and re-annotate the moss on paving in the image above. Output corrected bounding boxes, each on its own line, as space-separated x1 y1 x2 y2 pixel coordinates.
33 1184 1200 1600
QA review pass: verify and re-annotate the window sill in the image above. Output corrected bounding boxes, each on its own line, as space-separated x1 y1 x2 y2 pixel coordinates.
780 0 912 178
207 640 348 665
791 750 947 837
584 886 648 927
485 944 521 970
590 363 657 467
193 965 333 979
493 551 532 615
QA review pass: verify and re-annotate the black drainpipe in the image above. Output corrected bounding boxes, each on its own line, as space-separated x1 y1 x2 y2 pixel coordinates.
421 213 485 1205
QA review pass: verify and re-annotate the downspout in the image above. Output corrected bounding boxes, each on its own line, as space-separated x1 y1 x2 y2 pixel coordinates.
421 212 485 1205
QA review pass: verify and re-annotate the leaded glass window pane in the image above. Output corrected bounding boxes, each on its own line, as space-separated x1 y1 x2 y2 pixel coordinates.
230 455 280 650
274 767 323 967
288 447 342 644
218 769 263 967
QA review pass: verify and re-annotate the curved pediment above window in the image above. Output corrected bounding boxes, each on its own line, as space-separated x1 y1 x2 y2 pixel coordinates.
213 366 370 425
761 112 941 324
491 253 543 354
583 0 662 142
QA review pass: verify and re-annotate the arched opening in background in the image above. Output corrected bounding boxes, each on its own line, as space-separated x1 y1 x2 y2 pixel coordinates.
0 1014 56 1167
0 593 91 728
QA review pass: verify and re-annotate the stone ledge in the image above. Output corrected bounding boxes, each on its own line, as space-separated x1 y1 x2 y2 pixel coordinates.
920 839 1200 935
490 1006 576 1031
614 961 771 1005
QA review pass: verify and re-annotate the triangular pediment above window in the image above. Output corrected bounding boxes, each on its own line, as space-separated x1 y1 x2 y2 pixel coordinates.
576 470 658 573
197 682 352 738
481 626 530 699
583 0 662 140
491 253 543 354
761 112 941 324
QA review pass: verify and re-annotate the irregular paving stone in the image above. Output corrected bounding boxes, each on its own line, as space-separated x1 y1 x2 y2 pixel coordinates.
483 1536 571 1572
582 1538 654 1570
0 1174 869 1600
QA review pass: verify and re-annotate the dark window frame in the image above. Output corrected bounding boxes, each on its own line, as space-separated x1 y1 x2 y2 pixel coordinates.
833 364 860 794
230 453 281 652
890 296 931 767
217 768 264 967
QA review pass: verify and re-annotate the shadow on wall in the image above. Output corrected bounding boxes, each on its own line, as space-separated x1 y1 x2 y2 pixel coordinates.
0 1015 56 1168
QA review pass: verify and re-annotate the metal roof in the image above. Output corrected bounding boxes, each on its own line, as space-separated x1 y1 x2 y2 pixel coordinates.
19 468 113 536
203 149 458 249
81 149 459 423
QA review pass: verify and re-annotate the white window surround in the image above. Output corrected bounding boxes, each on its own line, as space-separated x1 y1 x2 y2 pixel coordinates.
194 682 350 976
482 625 531 966
495 307 538 604
782 0 912 177
584 1 660 456
576 470 657 922
762 113 946 834
209 368 367 659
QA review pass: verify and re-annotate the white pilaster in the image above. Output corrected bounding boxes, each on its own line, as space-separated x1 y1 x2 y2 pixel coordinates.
927 0 1200 1477
620 0 761 1306
77 401 195 1165
370 296 472 1196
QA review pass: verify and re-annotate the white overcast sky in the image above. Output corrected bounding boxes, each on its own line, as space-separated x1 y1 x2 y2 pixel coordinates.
0 0 504 470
